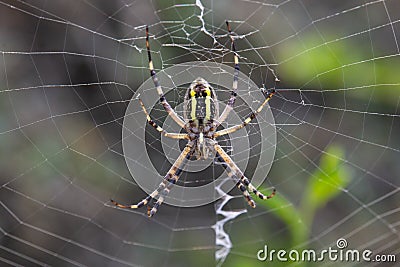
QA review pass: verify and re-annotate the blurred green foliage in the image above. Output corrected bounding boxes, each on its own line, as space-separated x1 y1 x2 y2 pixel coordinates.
258 145 350 266
277 33 400 107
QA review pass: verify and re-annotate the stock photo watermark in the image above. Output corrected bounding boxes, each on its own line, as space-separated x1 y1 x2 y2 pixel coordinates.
257 238 396 263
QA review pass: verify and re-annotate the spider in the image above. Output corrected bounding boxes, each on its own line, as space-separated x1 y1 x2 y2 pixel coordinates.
111 21 276 217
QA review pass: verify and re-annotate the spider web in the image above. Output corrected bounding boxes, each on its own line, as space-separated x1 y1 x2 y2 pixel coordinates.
0 0 399 266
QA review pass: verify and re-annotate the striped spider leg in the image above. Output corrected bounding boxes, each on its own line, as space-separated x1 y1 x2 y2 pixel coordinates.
215 152 257 207
214 88 276 138
212 88 276 206
212 21 276 205
112 21 276 217
214 144 276 208
111 142 194 217
138 98 189 140
217 21 240 125
145 25 186 129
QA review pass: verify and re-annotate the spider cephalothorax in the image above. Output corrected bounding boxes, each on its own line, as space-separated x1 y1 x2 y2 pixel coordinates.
111 22 276 217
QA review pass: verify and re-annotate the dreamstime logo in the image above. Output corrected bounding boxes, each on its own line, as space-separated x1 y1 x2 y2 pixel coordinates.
257 238 397 263
336 238 347 249
122 61 276 207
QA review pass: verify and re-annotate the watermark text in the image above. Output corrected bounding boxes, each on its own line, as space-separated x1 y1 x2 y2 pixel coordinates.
257 238 396 263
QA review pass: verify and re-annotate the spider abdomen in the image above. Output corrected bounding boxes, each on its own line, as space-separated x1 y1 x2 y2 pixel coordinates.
183 77 220 122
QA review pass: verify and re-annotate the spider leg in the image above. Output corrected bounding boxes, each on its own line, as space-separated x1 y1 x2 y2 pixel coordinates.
146 26 186 129
147 146 194 217
111 141 194 217
216 152 256 207
217 21 240 125
214 144 276 205
139 99 189 140
214 88 275 138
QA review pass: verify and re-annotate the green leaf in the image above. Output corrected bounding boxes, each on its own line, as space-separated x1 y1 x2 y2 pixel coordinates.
302 145 350 211
258 144 351 251
257 191 307 248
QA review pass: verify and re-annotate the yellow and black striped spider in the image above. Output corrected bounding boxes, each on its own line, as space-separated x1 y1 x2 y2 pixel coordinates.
111 21 276 217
